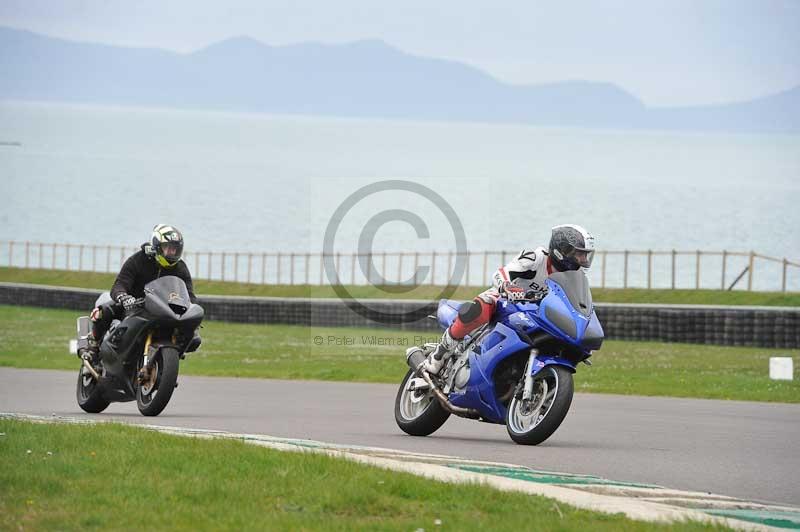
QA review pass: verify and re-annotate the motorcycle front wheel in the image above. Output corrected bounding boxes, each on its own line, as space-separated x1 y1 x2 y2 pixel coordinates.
506 365 573 445
394 369 450 436
136 347 179 417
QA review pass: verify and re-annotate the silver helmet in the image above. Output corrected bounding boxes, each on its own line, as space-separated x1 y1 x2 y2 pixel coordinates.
549 224 595 271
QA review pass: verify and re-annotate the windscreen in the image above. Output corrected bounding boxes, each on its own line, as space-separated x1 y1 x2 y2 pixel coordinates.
144 276 191 308
548 271 592 317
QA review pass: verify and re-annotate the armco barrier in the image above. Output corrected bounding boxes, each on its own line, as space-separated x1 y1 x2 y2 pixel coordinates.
1 282 798 348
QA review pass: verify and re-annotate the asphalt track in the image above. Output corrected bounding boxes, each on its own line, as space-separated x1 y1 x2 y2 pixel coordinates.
2 367 798 506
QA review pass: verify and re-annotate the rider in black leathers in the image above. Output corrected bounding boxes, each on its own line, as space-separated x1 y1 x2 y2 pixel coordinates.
84 224 197 361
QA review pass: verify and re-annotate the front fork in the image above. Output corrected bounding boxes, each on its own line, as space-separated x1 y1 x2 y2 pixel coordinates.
142 332 153 367
138 331 180 384
138 332 155 385
522 349 539 401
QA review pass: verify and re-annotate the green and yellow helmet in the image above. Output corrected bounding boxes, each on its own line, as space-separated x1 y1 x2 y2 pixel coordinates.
151 224 184 268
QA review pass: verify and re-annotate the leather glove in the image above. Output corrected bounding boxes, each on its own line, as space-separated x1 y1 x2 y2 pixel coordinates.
525 289 545 302
116 293 138 313
499 281 526 301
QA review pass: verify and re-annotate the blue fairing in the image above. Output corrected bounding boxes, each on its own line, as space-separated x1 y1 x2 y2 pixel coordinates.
449 322 530 421
438 272 603 423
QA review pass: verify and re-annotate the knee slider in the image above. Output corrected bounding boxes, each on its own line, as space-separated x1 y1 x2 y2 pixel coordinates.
457 299 484 323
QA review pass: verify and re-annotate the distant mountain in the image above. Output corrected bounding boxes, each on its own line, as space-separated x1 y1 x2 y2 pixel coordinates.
1 26 797 133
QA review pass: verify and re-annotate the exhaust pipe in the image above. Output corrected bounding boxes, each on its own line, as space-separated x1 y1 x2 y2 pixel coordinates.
406 347 480 419
419 370 480 419
406 347 428 371
81 357 100 380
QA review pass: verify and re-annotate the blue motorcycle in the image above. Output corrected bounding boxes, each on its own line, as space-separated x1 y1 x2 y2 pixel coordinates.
394 270 604 445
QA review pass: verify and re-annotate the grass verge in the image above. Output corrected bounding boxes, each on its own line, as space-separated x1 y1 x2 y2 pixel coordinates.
0 419 724 531
1 305 798 403
2 266 798 306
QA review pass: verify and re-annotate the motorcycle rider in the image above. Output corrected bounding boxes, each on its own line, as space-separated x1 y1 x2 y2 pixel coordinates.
423 224 595 375
81 224 198 363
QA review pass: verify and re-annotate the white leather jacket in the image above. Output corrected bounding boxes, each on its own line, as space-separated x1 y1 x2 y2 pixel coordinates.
490 247 552 300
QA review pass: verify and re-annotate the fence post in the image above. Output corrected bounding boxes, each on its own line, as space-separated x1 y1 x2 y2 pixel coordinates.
647 249 652 289
25 241 30 268
381 252 387 283
234 253 239 282
431 251 436 285
695 250 701 289
194 253 199 278
304 253 310 285
38 242 43 269
601 251 607 289
247 253 253 284
92 245 97 271
105 245 110 272
291 253 296 285
447 251 453 285
8 241 13 267
261 253 267 284
397 253 403 283
221 252 226 281
335 253 341 285
52 243 57 269
747 251 754 291
721 250 727 290
671 250 676 289
413 252 419 285
208 252 213 281
66 244 71 270
465 251 471 287
78 244 84 271
782 258 788 292
623 250 629 289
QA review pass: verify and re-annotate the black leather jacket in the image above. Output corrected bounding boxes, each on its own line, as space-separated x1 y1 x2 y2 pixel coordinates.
111 244 197 304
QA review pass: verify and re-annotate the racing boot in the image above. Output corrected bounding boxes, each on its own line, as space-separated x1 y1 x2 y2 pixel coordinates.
422 329 459 375
80 333 101 367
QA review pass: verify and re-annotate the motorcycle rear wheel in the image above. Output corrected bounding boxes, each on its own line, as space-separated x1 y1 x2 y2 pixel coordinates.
506 365 573 445
76 364 110 414
394 369 450 436
137 347 179 417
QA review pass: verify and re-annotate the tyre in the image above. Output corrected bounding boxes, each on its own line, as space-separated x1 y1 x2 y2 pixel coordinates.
394 369 450 436
76 364 110 414
506 365 574 445
137 347 179 417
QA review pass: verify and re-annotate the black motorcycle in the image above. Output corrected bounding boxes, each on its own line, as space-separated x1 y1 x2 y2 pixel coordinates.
74 276 203 416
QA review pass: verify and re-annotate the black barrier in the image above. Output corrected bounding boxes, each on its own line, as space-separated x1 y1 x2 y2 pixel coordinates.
1 282 797 348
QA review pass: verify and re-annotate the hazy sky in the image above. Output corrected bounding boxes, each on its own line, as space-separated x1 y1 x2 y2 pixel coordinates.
1 0 798 107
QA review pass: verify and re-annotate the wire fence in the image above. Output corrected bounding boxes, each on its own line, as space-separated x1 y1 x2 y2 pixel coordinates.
1 240 799 292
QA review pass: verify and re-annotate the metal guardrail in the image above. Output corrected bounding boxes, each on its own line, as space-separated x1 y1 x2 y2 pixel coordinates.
1 241 799 292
